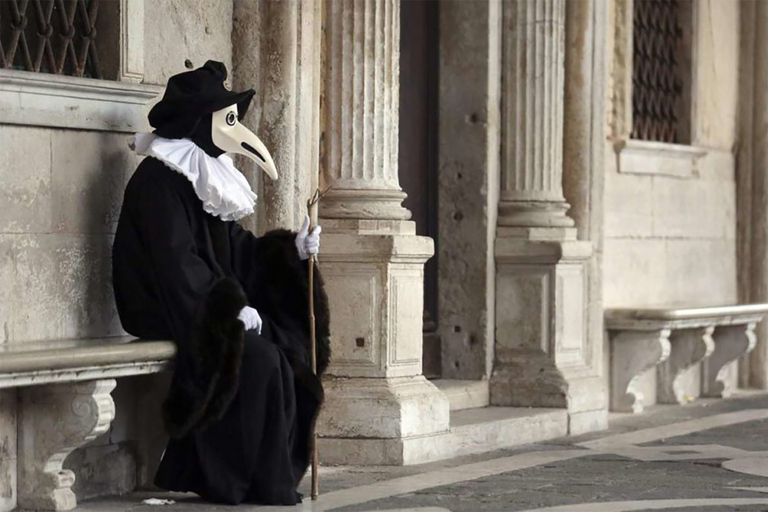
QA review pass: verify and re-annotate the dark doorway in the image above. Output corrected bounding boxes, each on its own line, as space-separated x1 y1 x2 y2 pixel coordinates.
399 0 440 378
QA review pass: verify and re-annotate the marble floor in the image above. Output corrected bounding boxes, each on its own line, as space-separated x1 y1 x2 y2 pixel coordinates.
77 393 768 512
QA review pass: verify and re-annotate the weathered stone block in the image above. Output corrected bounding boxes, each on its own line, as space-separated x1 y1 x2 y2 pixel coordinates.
0 127 52 234
0 234 122 343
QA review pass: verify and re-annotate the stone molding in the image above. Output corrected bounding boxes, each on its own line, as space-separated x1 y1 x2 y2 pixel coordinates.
18 379 117 511
0 339 175 389
119 0 145 83
615 139 707 179
610 0 633 143
0 69 160 133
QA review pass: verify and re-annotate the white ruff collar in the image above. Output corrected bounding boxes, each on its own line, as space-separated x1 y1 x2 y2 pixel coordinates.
132 132 257 221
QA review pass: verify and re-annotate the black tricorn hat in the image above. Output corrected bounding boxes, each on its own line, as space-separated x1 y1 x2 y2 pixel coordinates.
148 60 255 139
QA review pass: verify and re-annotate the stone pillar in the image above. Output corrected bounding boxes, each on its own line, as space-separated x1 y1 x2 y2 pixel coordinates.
437 0 502 381
232 0 322 233
497 0 573 233
491 0 607 434
737 0 768 389
315 0 449 466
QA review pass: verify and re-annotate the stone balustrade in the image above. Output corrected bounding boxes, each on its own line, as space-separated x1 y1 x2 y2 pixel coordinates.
0 337 175 511
606 305 768 413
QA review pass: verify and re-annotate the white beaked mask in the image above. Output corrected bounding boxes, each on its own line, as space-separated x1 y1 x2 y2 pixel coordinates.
211 104 278 180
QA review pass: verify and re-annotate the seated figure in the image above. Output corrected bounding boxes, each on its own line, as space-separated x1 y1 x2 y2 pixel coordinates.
112 60 330 506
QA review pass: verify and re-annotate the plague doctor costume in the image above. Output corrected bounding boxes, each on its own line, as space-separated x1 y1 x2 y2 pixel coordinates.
112 61 330 506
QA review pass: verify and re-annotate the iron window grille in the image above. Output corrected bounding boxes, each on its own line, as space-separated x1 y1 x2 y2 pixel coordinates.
0 0 119 80
631 0 693 144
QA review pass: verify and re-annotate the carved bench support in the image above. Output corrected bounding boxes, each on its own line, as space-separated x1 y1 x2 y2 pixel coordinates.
610 329 671 413
702 323 757 398
17 379 116 511
657 326 715 404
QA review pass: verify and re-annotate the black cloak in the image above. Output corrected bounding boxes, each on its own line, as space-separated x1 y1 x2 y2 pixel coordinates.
112 156 330 505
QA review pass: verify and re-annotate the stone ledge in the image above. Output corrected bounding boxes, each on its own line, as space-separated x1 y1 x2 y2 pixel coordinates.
0 338 175 389
318 406 568 466
0 69 160 133
615 139 707 178
432 379 490 411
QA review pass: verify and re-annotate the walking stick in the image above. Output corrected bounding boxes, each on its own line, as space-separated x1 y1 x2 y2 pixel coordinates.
306 186 330 500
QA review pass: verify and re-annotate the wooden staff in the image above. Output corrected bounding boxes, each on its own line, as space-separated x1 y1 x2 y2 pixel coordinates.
306 186 330 500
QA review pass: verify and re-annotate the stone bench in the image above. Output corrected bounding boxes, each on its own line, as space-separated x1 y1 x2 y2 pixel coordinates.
605 304 768 414
0 337 175 511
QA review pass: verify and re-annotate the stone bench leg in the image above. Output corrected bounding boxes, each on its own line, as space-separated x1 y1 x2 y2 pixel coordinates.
702 323 757 398
657 326 715 404
17 379 117 511
610 329 671 413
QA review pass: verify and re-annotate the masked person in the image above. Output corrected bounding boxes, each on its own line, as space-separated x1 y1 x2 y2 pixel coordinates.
112 61 331 506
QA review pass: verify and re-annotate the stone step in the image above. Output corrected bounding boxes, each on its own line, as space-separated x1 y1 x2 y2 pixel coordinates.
432 379 490 411
447 406 568 458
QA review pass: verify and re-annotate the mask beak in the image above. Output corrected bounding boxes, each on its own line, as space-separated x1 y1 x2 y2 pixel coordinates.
232 124 278 180
211 106 279 180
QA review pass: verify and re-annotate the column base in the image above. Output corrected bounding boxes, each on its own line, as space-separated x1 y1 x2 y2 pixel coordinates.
498 200 575 228
320 188 412 221
492 238 607 432
316 376 450 465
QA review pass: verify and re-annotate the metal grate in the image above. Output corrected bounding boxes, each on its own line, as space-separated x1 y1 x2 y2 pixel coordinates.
0 0 103 78
631 0 685 143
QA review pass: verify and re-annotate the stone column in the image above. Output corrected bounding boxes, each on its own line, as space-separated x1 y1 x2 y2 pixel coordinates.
497 0 573 234
491 0 607 434
319 0 410 223
315 0 449 466
232 0 322 233
737 0 768 389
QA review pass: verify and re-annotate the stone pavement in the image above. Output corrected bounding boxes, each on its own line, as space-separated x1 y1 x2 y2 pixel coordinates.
76 393 768 512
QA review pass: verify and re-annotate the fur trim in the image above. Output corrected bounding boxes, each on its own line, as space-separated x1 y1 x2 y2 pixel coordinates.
251 229 332 376
162 277 246 438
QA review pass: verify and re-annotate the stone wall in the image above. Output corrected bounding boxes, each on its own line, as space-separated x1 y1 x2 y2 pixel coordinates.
0 2 233 510
603 1 740 405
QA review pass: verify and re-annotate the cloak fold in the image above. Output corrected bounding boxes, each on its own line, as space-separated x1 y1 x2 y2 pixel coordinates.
162 231 333 439
113 157 332 504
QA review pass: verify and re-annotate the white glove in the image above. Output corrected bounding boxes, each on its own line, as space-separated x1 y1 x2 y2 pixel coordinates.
295 215 321 261
237 306 262 334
